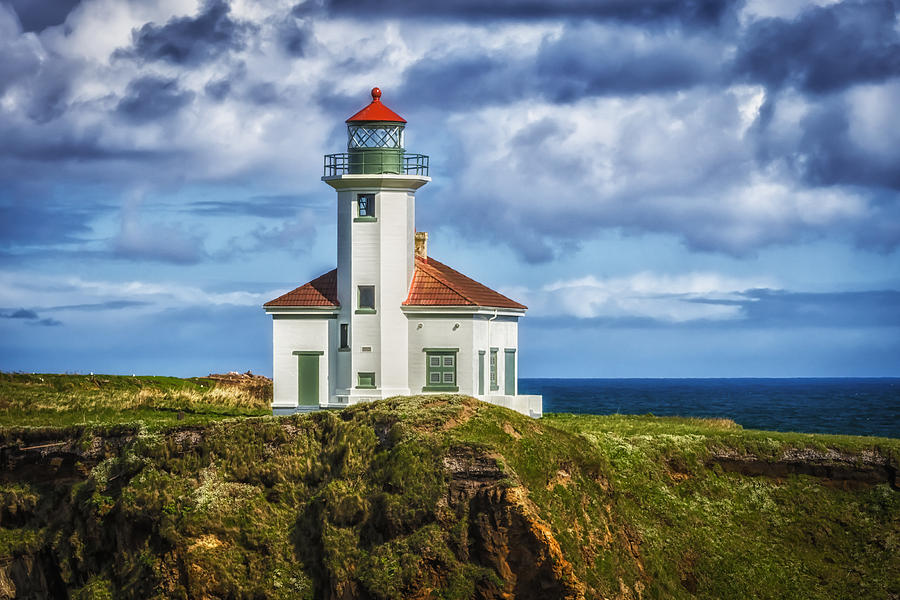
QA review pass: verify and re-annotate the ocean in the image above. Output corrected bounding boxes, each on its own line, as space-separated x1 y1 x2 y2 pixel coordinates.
519 378 900 438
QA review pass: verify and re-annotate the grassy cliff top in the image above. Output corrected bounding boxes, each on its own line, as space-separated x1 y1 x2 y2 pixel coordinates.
0 372 270 430
0 383 897 599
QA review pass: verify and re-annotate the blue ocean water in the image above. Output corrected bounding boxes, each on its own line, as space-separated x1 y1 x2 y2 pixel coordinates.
519 378 900 438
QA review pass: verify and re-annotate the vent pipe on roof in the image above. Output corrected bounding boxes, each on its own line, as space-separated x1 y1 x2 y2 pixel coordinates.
415 231 428 259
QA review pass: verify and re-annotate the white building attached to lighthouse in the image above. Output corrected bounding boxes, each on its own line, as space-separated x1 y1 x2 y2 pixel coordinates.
263 88 542 418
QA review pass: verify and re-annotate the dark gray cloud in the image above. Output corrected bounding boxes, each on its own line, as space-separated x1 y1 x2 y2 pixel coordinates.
33 318 63 326
6 0 80 32
536 27 724 100
278 15 311 57
299 0 740 27
396 55 524 111
1 308 39 319
184 195 328 218
204 78 232 101
735 0 900 93
0 308 62 326
795 98 900 192
393 25 724 112
46 300 151 311
245 82 281 105
115 0 253 65
116 76 195 123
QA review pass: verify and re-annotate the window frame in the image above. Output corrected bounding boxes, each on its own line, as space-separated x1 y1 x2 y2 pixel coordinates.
423 348 458 392
355 193 377 222
356 285 376 314
357 372 376 389
489 348 499 391
339 323 349 351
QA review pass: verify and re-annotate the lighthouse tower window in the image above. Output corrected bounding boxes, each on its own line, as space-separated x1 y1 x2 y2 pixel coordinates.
357 194 375 219
339 324 349 350
357 285 376 313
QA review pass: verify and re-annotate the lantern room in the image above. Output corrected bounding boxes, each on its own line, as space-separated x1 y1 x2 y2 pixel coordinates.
324 87 428 177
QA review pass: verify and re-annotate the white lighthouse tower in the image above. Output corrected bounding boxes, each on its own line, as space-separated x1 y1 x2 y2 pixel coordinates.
264 88 541 417
327 87 428 399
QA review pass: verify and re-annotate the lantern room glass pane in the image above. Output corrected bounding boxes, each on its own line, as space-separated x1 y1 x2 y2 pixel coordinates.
348 125 403 148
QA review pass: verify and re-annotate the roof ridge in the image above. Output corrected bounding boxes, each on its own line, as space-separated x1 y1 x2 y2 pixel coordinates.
415 257 478 305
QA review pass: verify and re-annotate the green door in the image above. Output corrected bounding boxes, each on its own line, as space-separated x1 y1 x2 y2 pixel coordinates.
504 350 516 395
478 351 485 395
297 354 319 407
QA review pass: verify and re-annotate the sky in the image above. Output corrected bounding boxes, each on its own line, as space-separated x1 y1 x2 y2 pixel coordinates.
1 0 899 378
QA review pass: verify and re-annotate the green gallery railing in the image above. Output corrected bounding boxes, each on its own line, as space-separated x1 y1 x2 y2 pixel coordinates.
323 153 429 177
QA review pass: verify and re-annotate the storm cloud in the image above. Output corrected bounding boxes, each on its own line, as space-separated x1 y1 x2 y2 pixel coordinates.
0 0 898 376
116 76 195 123
115 0 253 66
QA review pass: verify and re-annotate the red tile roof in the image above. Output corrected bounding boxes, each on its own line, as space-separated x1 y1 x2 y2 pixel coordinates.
404 256 526 310
264 269 339 307
264 258 526 310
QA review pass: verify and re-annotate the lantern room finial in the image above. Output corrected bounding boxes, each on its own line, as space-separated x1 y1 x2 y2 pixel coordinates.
371 87 382 101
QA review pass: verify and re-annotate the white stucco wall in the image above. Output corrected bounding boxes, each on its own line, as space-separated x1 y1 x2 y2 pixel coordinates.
378 188 413 396
473 315 519 396
271 315 332 407
407 315 474 395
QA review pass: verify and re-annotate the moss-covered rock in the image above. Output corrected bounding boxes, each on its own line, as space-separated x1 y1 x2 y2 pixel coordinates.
0 395 897 599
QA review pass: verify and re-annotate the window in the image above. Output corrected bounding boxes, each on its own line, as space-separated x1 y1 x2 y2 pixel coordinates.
424 349 458 392
339 324 349 350
357 193 375 219
357 285 375 313
478 350 485 395
348 125 403 148
489 348 498 391
357 372 375 389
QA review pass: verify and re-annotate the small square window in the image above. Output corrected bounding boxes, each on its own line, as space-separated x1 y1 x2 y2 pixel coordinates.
430 372 441 383
357 372 375 388
443 356 454 367
429 356 441 367
358 285 375 310
442 372 455 384
357 194 375 218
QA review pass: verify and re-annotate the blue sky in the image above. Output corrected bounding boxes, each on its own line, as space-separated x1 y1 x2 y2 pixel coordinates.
1 0 898 378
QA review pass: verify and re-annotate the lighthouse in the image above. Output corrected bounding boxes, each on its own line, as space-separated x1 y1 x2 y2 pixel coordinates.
264 88 542 417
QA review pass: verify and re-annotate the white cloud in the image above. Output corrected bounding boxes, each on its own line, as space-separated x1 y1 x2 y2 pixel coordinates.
514 271 776 322
0 270 278 312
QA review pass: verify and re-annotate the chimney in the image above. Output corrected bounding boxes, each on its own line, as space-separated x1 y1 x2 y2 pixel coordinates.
415 231 428 259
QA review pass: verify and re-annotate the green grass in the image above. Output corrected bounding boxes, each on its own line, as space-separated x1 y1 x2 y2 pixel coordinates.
0 372 270 430
0 382 897 599
544 412 900 599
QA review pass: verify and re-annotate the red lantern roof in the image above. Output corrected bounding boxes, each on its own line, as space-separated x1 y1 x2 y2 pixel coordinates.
346 87 407 123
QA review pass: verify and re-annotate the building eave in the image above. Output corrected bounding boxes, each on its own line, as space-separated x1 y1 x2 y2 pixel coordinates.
263 306 340 316
322 174 430 191
401 305 526 317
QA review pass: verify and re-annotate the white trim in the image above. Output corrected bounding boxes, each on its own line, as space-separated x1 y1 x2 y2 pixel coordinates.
401 306 525 317
263 307 339 315
322 174 430 191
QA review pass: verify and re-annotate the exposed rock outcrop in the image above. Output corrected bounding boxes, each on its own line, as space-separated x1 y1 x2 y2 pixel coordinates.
444 446 587 600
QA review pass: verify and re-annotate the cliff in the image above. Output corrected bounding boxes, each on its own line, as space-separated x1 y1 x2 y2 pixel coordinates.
0 380 897 599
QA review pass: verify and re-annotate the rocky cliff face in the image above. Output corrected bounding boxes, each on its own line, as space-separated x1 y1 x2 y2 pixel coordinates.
0 396 897 599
